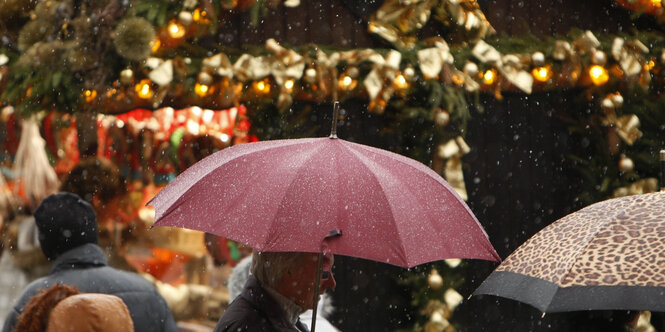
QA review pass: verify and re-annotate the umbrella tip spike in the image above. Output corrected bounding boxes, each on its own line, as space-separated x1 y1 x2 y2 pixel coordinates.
329 101 340 138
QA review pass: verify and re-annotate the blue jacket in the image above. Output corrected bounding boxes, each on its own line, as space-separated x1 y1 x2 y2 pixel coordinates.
2 243 177 332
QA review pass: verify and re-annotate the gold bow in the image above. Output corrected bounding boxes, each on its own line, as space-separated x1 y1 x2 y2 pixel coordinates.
265 39 305 109
611 37 648 77
418 38 454 80
435 137 470 200
202 53 234 78
368 0 436 50
472 41 533 93
363 50 402 113
433 0 495 42
613 178 658 198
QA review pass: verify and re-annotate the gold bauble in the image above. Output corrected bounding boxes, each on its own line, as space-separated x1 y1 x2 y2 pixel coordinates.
428 269 444 290
178 11 193 26
198 71 213 85
592 50 607 66
531 52 546 67
619 155 634 172
120 68 134 85
435 109 450 127
463 62 479 77
304 67 317 83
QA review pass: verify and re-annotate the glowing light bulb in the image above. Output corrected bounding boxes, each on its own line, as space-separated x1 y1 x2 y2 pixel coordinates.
652 0 662 7
483 69 497 85
394 73 409 89
135 79 153 99
284 79 294 92
589 65 609 86
168 21 186 39
253 79 270 94
195 83 209 97
83 89 97 102
532 66 552 82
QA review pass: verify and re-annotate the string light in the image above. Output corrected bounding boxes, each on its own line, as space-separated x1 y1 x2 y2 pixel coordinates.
194 83 210 97
589 65 609 86
483 69 497 85
253 79 271 94
135 79 153 99
394 73 409 89
652 0 662 8
338 74 355 90
167 20 186 39
531 66 552 82
284 79 295 93
83 89 97 102
151 39 161 53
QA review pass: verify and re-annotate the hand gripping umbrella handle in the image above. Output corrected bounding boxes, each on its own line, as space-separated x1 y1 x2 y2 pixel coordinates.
311 229 342 332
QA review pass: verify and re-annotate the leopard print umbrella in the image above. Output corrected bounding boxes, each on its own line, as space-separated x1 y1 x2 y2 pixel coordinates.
474 191 665 312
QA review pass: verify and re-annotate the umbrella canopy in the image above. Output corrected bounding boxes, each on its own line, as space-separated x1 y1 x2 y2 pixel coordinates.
149 136 500 268
473 191 665 312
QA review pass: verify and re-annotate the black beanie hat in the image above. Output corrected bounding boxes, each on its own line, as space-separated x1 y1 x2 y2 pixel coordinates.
34 192 98 260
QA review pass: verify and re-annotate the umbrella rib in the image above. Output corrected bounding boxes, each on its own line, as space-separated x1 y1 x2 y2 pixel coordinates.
262 142 328 252
343 141 488 240
552 205 617 290
339 143 412 266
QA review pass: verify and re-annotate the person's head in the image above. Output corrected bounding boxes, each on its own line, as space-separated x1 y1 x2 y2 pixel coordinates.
14 283 80 332
34 192 98 260
46 293 134 332
251 251 336 310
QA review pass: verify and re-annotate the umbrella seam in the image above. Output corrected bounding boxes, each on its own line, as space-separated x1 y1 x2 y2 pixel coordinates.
340 142 412 267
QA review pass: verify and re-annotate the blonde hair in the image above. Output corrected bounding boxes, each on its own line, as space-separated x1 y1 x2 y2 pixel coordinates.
250 251 305 287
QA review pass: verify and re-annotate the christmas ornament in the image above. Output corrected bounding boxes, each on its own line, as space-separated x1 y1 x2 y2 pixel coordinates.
463 62 479 77
120 68 134 85
427 269 444 290
435 108 450 127
178 11 193 26
113 17 156 61
618 154 634 172
531 51 545 67
592 50 607 65
198 71 213 85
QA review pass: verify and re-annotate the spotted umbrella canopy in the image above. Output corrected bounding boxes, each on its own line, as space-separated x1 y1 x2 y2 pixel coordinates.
474 191 665 312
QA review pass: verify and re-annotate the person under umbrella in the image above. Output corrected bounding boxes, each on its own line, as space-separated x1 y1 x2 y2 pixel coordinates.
215 251 336 332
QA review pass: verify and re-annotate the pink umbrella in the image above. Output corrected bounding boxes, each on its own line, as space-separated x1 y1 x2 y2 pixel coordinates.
149 103 499 329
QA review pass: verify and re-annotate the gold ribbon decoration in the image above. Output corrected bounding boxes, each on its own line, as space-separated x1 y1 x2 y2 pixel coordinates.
418 38 454 80
433 0 495 42
202 53 234 79
611 37 649 77
368 0 436 50
265 38 305 109
613 178 658 198
436 136 470 200
615 114 643 145
472 41 533 93
232 54 272 82
363 50 402 113
571 30 600 55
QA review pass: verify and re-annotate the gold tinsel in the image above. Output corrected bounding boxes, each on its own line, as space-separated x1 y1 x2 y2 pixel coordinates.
113 17 156 61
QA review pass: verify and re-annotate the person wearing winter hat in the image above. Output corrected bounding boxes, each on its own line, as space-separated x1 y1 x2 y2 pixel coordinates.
2 192 177 332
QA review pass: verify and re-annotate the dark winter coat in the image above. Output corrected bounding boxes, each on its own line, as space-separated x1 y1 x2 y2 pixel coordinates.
214 275 310 332
2 243 177 332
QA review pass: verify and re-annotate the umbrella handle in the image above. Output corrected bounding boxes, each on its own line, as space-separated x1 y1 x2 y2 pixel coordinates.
311 252 323 332
329 101 340 138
